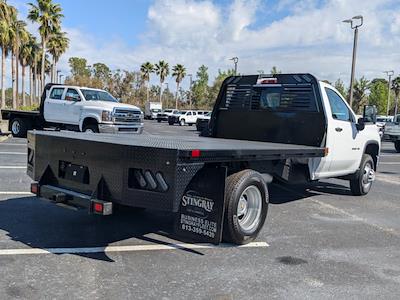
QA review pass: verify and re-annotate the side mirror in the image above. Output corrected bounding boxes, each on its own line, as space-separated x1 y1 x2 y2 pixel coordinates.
363 105 377 123
356 117 365 131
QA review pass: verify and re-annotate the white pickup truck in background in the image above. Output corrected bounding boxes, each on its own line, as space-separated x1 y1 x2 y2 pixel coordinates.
1 84 144 137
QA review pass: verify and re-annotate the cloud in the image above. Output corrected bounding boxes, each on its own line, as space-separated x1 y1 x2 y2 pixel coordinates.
52 0 400 89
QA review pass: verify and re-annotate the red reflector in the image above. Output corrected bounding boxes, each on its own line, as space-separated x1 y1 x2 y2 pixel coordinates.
191 149 201 158
257 78 278 84
94 203 103 213
31 183 39 195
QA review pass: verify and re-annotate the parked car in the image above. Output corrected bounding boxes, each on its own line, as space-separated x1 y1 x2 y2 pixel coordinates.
1 84 144 137
196 112 211 132
156 109 180 122
383 122 400 152
178 110 199 126
144 102 162 120
376 115 393 139
168 111 186 125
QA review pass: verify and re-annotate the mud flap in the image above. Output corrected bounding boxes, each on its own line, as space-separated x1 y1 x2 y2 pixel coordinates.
175 166 227 244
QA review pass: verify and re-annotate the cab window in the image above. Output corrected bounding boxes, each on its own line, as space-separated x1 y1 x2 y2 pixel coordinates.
325 88 351 122
65 89 81 101
50 88 65 100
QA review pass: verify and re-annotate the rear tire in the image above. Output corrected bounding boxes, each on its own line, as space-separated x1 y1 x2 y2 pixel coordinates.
10 118 28 138
395 141 400 153
157 119 161 123
83 124 99 133
223 170 269 245
350 154 375 196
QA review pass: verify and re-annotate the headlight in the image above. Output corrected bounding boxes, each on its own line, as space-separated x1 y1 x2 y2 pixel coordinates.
102 110 112 122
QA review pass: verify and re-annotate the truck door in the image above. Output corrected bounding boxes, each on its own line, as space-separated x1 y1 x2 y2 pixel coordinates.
44 87 66 123
324 87 361 175
62 88 82 124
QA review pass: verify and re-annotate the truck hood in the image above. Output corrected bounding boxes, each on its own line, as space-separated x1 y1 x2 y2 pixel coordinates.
85 101 142 112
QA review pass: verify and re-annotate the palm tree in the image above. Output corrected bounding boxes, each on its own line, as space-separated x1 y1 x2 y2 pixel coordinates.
20 33 35 106
9 7 28 109
0 0 12 108
154 60 169 104
172 64 186 109
47 30 68 83
392 77 400 118
28 0 63 92
28 37 39 104
140 62 153 103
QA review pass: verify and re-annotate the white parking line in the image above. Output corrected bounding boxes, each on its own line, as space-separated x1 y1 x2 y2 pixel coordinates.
0 143 27 146
0 152 26 155
0 166 27 169
381 154 399 157
0 242 269 256
0 192 32 195
379 162 400 165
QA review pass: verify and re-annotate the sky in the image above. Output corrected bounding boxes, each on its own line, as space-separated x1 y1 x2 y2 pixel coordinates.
7 0 400 90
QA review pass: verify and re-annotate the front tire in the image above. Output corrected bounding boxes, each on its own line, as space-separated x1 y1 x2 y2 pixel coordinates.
10 118 28 138
223 170 269 245
83 124 99 133
180 119 186 126
350 154 375 196
395 141 400 153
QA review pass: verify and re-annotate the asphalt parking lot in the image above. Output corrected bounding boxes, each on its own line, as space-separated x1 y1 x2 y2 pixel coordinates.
1 120 400 299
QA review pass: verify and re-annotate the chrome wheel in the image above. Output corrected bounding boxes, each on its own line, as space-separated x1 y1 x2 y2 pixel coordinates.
11 120 21 135
180 119 185 126
237 185 262 234
84 128 94 133
362 162 375 192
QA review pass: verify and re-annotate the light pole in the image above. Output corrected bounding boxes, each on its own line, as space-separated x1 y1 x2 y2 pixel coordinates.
343 15 363 109
56 70 61 83
59 74 64 84
230 57 239 75
384 70 394 117
188 74 193 109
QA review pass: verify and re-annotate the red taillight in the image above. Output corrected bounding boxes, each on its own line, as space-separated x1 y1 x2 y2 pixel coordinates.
191 149 201 158
31 183 39 195
94 203 103 213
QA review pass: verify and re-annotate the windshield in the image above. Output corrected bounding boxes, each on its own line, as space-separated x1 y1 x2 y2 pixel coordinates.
81 89 118 102
151 109 161 113
164 110 173 113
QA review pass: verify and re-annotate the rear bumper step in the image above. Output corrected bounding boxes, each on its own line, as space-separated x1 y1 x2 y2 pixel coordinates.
32 183 113 215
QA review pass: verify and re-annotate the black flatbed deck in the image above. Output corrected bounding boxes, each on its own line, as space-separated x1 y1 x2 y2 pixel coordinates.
31 130 325 162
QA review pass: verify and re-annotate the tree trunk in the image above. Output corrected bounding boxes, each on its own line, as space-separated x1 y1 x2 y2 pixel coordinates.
34 60 37 103
1 49 6 108
146 80 150 102
16 51 19 107
22 65 26 107
175 82 179 109
159 79 163 104
41 39 46 92
12 52 17 109
29 67 33 106
53 58 57 83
